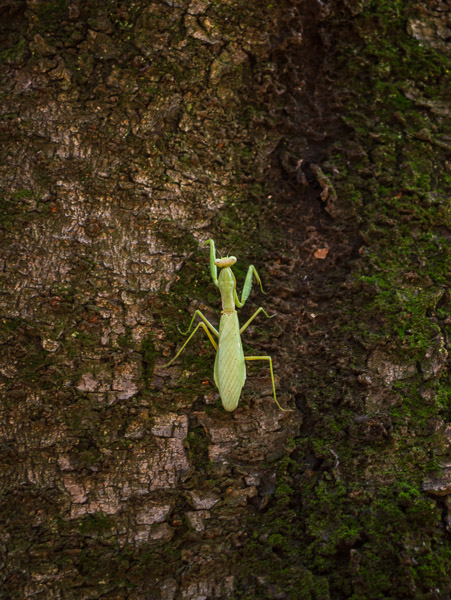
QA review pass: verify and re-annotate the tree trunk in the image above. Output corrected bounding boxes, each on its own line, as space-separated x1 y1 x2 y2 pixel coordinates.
1 0 449 598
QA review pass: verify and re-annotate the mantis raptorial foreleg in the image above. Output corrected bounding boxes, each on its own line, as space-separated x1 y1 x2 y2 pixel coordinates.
240 307 276 334
235 265 265 307
245 356 293 412
205 239 265 308
163 321 218 368
205 239 219 286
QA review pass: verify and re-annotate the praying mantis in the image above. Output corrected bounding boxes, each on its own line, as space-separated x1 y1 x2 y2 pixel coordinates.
162 239 291 412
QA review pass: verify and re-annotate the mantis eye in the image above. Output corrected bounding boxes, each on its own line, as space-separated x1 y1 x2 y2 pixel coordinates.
215 257 237 268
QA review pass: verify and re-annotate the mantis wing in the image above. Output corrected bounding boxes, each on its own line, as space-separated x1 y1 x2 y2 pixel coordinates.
214 313 246 411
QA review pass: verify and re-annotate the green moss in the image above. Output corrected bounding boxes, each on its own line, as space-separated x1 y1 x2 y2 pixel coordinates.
11 189 34 200
36 0 68 26
0 188 32 230
187 426 211 472
239 454 449 598
79 513 114 535
237 1 450 597
0 38 27 66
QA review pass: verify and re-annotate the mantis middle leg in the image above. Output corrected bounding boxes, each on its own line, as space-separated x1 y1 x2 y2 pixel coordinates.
240 307 276 334
244 356 292 412
163 319 218 368
179 309 219 337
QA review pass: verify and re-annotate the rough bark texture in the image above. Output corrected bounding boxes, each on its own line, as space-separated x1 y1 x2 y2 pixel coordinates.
0 0 449 599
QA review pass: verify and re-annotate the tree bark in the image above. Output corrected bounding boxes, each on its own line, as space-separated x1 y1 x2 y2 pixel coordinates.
1 1 449 598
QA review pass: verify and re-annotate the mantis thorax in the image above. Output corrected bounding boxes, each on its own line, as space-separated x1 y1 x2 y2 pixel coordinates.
218 266 236 312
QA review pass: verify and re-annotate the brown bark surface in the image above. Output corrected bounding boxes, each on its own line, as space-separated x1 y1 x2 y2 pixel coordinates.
1 1 449 599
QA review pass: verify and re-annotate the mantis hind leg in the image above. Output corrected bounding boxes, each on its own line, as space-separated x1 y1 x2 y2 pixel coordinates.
240 307 276 334
244 356 292 412
162 322 218 368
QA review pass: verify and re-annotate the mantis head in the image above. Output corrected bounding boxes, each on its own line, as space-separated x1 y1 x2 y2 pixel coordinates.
215 256 237 269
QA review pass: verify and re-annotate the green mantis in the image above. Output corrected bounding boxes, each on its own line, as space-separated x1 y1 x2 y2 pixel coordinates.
163 239 291 412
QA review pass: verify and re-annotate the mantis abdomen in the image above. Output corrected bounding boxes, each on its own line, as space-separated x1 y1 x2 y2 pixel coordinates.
214 312 246 412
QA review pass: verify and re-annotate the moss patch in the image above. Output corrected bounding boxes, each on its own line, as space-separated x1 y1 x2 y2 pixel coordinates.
237 0 450 597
